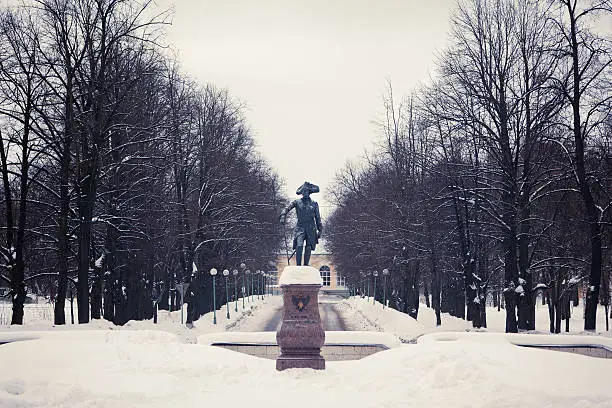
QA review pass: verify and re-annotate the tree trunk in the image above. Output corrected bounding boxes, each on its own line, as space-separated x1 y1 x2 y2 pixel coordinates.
565 2 602 331
53 52 75 326
432 273 441 326
54 135 70 325
77 215 92 323
547 289 555 333
90 268 102 320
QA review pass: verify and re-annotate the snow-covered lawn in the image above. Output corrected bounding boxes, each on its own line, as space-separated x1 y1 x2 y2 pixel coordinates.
1 329 610 408
0 295 279 343
344 296 611 340
2 294 611 408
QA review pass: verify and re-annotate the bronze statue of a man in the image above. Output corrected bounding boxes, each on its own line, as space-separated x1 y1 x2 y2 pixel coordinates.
279 182 323 266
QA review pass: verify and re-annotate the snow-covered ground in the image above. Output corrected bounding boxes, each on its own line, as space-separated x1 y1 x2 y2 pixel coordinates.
0 295 278 344
2 295 611 408
343 296 611 341
1 328 610 408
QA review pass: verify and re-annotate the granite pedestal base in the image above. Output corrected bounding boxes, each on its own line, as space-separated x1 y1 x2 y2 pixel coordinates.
276 266 325 371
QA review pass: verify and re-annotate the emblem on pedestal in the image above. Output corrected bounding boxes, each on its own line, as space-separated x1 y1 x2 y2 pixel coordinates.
292 295 310 312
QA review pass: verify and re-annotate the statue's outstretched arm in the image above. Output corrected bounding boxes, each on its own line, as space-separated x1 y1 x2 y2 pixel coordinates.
279 200 296 224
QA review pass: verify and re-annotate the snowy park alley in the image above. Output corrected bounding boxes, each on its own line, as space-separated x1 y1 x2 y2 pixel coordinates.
1 295 611 408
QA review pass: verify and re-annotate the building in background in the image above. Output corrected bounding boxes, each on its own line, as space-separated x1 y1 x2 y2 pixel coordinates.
274 249 348 297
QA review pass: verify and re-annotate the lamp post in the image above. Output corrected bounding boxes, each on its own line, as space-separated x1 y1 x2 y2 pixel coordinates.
268 273 272 296
210 268 218 324
260 271 264 299
251 270 255 302
245 269 251 303
223 269 230 319
233 269 238 312
382 269 389 309
240 263 246 308
255 270 260 300
360 271 365 298
367 271 371 302
267 260 276 296
373 270 378 305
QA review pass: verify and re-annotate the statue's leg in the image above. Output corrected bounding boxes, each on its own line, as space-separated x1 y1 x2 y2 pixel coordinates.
304 246 312 266
296 245 303 265
295 232 305 266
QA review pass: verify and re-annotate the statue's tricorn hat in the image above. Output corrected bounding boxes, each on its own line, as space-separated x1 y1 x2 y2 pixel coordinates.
296 181 319 195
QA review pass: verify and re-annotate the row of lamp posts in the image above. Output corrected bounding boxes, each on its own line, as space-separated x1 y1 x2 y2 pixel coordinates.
351 268 390 308
209 264 275 324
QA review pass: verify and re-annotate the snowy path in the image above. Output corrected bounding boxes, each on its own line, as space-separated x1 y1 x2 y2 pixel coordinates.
262 294 348 331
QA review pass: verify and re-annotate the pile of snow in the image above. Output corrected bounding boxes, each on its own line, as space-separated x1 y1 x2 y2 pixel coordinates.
341 297 611 341
0 295 280 342
278 265 323 285
1 329 610 408
339 297 427 341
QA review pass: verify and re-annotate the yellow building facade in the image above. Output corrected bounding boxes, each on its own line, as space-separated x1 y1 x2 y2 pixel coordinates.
273 252 346 291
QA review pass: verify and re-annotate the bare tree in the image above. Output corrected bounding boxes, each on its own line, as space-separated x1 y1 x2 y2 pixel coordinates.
552 0 611 331
0 8 48 324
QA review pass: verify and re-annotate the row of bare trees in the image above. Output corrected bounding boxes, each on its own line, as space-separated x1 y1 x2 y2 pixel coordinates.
327 0 611 332
0 0 285 325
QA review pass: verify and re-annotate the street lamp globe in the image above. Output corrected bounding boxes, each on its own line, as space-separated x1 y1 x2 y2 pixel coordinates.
383 268 389 275
233 269 238 276
240 263 246 270
223 269 229 277
210 268 217 276
373 270 379 277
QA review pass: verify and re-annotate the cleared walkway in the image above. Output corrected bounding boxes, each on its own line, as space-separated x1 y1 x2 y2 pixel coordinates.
263 294 347 331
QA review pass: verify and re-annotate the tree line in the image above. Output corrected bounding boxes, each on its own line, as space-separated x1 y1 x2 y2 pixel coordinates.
0 0 286 325
327 0 611 332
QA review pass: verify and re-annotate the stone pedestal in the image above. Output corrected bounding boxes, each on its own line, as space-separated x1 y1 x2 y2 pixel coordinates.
276 266 325 371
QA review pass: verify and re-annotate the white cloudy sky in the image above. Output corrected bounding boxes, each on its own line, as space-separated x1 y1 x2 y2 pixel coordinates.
154 0 457 217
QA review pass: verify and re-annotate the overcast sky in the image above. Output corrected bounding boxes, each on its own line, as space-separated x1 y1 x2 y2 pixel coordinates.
153 0 457 218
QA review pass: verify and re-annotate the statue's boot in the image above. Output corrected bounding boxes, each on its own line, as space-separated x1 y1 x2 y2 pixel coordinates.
296 246 303 266
304 246 312 266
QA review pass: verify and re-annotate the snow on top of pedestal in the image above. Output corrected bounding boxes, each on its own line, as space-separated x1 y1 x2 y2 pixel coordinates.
278 266 323 286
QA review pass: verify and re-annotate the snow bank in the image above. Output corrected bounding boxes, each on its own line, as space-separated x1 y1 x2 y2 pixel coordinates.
0 295 279 343
340 297 427 341
343 296 612 340
0 329 610 408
